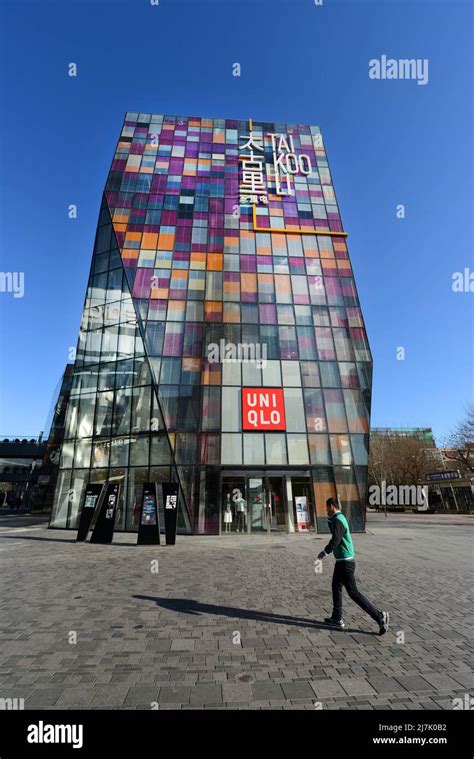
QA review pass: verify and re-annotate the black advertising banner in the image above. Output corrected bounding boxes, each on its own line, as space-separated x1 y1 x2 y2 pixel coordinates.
76 483 104 542
162 482 179 545
137 482 160 545
90 482 120 544
0 710 471 755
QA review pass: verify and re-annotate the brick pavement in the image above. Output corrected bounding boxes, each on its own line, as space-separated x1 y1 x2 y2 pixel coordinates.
0 512 472 710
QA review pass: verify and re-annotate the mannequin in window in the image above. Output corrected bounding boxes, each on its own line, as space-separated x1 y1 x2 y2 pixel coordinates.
223 493 233 533
236 495 247 533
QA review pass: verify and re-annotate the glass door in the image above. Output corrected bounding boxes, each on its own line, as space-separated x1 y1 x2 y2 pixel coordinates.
266 476 286 531
248 478 266 532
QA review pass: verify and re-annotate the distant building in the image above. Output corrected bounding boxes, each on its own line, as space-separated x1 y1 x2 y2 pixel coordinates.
0 365 74 512
370 427 473 512
422 445 474 512
371 427 436 447
33 365 75 511
0 437 47 510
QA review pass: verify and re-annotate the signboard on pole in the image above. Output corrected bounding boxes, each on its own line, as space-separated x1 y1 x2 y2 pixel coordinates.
76 483 104 542
162 482 179 546
137 482 160 545
426 470 461 482
90 482 120 544
295 495 311 532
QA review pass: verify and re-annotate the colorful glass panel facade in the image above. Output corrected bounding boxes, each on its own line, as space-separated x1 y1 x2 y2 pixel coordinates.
50 113 372 535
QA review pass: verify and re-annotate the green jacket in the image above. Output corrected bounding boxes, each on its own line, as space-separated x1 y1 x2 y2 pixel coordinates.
325 512 355 561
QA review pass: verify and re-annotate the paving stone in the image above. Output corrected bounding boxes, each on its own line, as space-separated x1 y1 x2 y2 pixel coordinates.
170 639 195 652
124 687 160 706
251 682 285 701
450 672 474 689
158 686 191 704
189 685 222 704
281 682 315 700
55 688 95 707
222 683 253 703
393 675 433 692
368 676 408 694
309 679 347 699
25 688 65 707
421 673 469 692
339 678 377 697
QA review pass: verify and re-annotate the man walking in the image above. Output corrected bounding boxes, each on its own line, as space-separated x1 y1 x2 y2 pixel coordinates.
317 497 389 635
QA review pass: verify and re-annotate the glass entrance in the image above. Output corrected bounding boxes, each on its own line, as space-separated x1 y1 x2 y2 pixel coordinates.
267 476 286 531
248 478 265 531
222 476 247 533
221 473 314 534
247 476 286 532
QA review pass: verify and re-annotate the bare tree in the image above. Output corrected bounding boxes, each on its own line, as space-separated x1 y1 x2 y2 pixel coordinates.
368 433 431 487
443 404 474 475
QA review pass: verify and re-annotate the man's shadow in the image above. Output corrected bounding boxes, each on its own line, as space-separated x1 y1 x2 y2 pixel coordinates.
132 595 377 635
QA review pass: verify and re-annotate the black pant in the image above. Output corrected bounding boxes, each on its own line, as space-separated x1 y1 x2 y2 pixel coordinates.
332 560 381 623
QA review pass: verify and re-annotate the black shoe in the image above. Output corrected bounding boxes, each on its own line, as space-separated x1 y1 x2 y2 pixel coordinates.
379 611 390 636
324 616 345 629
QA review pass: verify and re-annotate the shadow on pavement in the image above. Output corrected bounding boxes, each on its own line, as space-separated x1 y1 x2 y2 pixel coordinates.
132 595 378 636
0 534 137 547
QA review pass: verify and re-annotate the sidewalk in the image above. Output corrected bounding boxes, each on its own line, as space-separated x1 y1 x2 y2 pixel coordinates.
0 514 472 710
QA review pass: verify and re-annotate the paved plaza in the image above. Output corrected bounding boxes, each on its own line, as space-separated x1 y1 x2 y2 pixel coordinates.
0 511 472 710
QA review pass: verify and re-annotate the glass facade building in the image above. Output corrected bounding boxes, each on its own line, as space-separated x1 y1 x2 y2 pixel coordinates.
50 112 372 536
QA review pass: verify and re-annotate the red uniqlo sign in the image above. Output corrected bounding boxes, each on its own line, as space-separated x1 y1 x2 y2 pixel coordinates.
242 388 286 431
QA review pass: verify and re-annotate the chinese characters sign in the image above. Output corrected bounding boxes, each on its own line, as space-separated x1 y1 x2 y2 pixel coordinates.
238 131 268 205
239 129 314 205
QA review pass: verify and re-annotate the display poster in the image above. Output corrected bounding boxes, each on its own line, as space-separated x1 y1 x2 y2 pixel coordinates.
295 495 311 532
90 482 120 544
137 482 160 545
76 484 104 542
162 482 179 546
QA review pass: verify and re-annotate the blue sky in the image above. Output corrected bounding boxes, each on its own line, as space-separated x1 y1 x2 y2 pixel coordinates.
0 0 472 443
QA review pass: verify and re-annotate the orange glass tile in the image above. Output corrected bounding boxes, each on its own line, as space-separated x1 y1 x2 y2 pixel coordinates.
207 253 223 270
122 249 139 261
113 223 127 233
204 301 223 315
142 233 158 249
337 260 352 273
171 271 188 282
157 233 174 250
240 273 257 293
150 283 168 297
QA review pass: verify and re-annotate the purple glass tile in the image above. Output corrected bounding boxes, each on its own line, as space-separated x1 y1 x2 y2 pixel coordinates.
240 256 256 272
257 256 272 267
132 269 153 298
259 304 277 324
